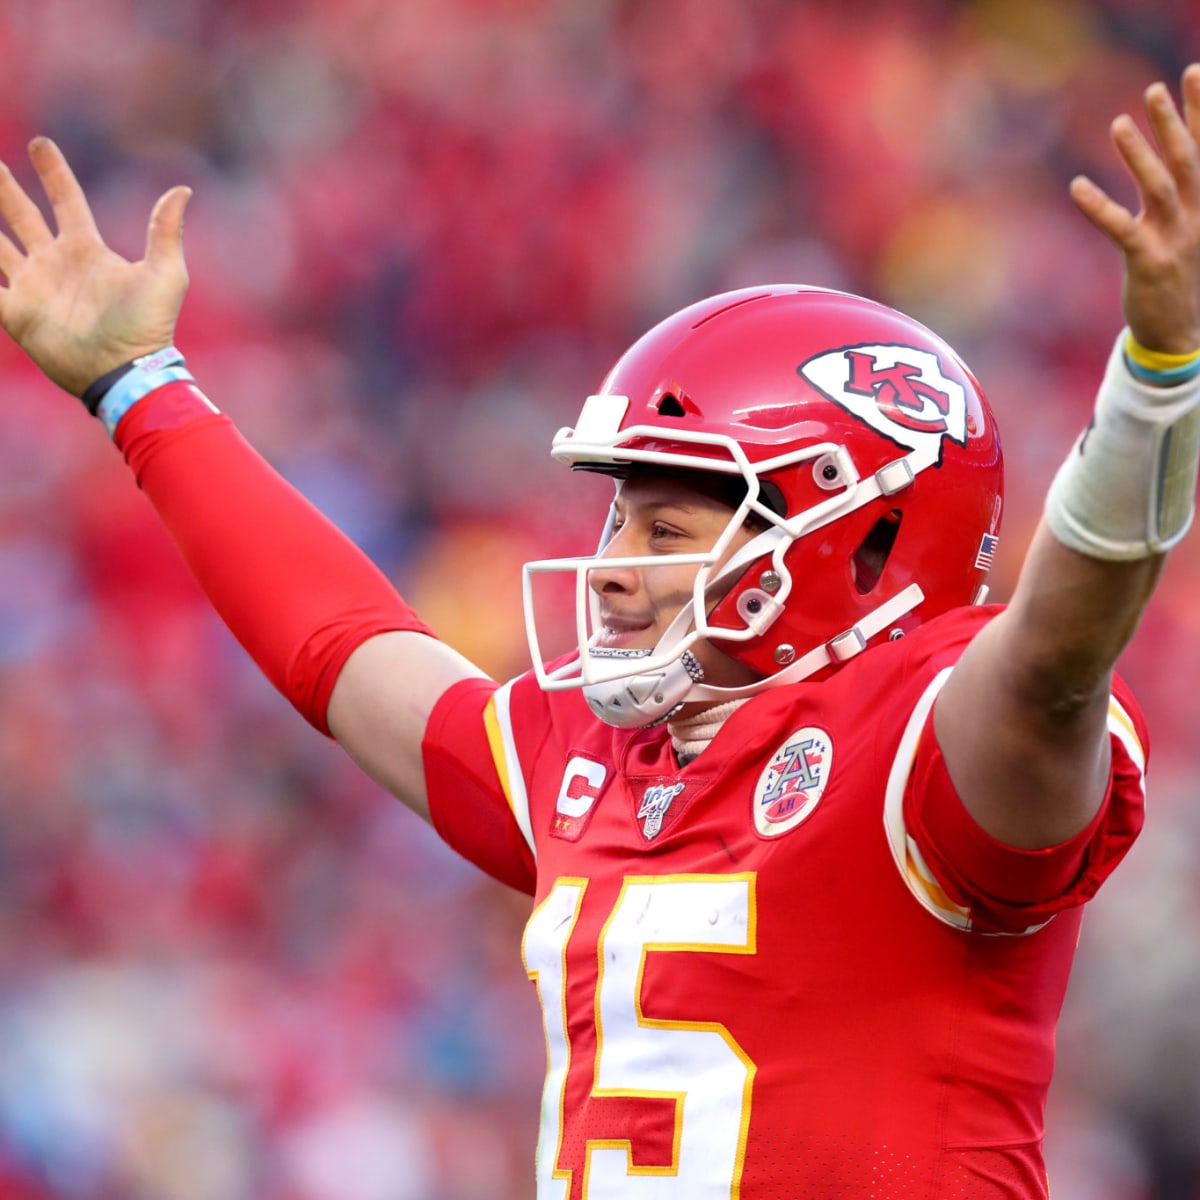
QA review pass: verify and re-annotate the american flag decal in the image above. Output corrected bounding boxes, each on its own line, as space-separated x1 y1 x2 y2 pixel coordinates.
975 533 998 571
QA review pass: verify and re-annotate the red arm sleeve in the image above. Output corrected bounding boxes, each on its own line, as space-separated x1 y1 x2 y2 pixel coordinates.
113 381 433 734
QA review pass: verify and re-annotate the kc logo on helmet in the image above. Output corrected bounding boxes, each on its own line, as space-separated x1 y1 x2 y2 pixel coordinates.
753 727 834 837
798 343 968 462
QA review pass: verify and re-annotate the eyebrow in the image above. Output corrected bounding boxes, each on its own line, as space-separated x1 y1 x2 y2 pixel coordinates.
614 498 702 517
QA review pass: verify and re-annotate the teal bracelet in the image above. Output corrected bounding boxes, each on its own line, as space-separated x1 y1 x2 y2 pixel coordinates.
97 356 196 437
1123 351 1200 386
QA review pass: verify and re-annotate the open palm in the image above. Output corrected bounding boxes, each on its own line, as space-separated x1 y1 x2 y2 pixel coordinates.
0 137 191 397
1070 66 1200 355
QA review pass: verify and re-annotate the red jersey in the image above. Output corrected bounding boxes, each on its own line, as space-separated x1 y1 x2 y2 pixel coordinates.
422 606 1146 1200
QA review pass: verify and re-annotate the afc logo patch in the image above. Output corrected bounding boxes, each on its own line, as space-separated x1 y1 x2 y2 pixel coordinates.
797 343 968 462
753 727 834 837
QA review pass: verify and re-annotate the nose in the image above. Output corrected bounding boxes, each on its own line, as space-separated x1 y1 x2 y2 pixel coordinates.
588 521 642 596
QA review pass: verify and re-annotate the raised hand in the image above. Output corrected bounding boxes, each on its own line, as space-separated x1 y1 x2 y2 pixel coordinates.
1069 65 1200 357
0 137 191 398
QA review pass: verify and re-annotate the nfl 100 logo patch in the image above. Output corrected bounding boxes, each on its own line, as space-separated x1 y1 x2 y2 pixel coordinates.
637 781 685 841
753 727 834 837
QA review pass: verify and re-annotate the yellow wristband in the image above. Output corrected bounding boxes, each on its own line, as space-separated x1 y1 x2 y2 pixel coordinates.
1124 331 1200 371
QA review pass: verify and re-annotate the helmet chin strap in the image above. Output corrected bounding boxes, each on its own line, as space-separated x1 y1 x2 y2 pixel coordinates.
582 583 925 729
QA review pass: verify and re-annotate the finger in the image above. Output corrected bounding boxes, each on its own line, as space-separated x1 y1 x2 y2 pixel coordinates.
27 137 100 240
1111 112 1180 221
144 185 192 271
1182 63 1200 147
0 233 14 313
0 227 24 278
1069 174 1137 249
0 158 54 251
1143 80 1200 207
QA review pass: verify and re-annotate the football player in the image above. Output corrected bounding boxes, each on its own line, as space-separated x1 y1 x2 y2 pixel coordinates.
1 62 1199 1200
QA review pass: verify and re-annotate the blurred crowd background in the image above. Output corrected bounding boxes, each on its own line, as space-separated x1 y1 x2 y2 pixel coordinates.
1 0 1200 1196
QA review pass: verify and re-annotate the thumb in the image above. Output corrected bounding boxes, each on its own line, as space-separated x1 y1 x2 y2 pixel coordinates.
144 184 192 271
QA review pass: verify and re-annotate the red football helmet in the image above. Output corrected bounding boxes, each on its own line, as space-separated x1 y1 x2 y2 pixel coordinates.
522 285 1003 727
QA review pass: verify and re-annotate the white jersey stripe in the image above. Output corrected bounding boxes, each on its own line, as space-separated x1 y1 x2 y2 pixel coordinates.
1107 694 1146 783
883 668 970 929
491 678 537 859
883 669 1148 936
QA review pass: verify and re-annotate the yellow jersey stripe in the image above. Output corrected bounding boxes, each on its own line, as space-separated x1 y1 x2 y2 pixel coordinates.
485 680 537 859
483 696 514 807
1108 696 1146 779
905 837 971 926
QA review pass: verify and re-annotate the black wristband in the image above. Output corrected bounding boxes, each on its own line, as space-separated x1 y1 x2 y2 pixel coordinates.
81 360 138 416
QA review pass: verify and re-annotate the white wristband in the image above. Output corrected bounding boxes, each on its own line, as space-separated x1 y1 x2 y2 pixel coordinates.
1045 330 1200 560
95 347 206 437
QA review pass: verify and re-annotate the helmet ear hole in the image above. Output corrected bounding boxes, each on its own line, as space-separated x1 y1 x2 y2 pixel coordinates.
758 480 787 518
852 510 902 595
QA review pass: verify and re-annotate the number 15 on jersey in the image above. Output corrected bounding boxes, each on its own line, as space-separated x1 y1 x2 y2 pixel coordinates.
523 875 757 1199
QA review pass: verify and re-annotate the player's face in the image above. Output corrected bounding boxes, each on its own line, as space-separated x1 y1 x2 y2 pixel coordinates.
588 472 762 689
